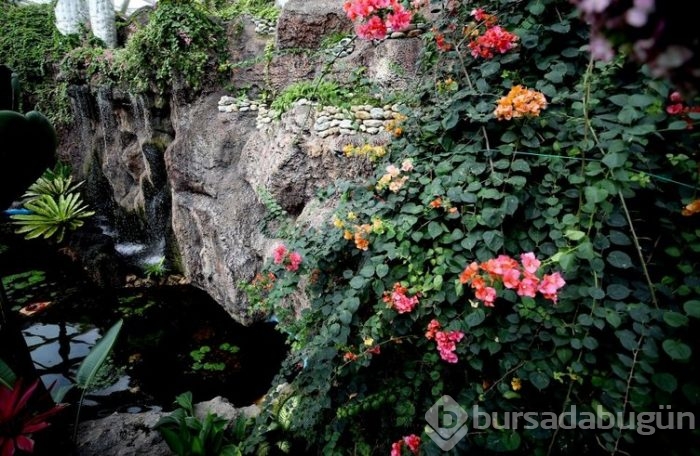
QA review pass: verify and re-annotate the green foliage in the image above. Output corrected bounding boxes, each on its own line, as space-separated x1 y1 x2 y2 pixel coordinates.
0 358 16 390
0 2 75 125
11 192 95 243
269 78 374 116
155 391 247 456
10 162 93 244
243 0 700 454
142 257 168 280
189 343 239 372
216 0 279 21
115 0 227 94
23 162 82 199
257 186 292 238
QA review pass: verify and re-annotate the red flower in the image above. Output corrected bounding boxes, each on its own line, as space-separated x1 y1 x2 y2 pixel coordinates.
0 379 65 456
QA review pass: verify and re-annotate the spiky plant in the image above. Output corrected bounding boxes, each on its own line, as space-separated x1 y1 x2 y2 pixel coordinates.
10 193 95 243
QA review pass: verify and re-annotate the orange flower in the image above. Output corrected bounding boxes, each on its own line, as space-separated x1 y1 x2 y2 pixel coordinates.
430 198 443 208
459 261 480 284
494 85 547 120
343 352 358 362
682 199 700 216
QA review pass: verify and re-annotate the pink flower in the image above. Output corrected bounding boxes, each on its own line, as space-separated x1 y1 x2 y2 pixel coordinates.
403 434 421 454
387 7 412 32
667 103 684 115
287 252 302 271
425 319 441 340
357 15 388 40
273 245 287 264
517 274 539 298
435 330 464 363
538 272 566 302
475 285 497 307
520 252 541 274
390 441 403 456
502 268 521 289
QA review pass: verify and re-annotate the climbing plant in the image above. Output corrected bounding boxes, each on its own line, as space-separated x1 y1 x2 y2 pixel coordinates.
241 0 700 455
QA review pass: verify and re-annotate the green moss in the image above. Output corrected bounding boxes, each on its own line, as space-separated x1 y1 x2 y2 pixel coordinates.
0 2 77 126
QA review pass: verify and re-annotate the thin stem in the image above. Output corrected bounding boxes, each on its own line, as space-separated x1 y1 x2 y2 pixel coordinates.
617 190 658 308
612 334 643 455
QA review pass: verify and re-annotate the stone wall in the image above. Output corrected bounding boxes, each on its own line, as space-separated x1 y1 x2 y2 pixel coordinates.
58 0 424 324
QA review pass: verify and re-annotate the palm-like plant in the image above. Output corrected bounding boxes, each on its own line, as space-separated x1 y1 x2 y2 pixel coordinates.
22 174 83 200
10 193 95 243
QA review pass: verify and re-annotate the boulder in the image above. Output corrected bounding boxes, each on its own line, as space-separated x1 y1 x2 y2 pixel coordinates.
276 0 352 50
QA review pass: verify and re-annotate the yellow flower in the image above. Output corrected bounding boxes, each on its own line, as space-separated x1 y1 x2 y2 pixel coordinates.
511 377 522 391
332 216 344 229
363 337 374 346
347 212 357 221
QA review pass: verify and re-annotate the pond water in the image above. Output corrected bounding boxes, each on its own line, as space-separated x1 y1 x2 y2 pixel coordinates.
0 226 288 424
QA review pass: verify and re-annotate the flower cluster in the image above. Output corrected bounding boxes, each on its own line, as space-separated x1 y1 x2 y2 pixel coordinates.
342 143 388 162
425 319 464 363
682 199 700 216
343 0 413 41
390 434 421 456
376 159 413 192
465 9 518 59
459 253 566 306
343 338 381 363
272 244 303 272
666 91 700 129
494 85 548 121
385 113 408 137
335 213 386 251
428 196 458 215
251 272 276 292
383 283 419 314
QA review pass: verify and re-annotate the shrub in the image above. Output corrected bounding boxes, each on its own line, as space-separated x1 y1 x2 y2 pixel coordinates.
242 0 700 454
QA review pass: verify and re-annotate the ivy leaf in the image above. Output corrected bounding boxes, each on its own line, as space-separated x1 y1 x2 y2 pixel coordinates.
529 371 550 390
663 311 688 328
349 276 366 289
652 373 678 393
616 329 638 351
465 309 485 327
442 110 459 131
606 284 631 300
607 251 632 269
662 340 692 361
376 264 389 278
684 300 700 318
602 152 628 169
564 230 586 241
511 159 530 173
427 221 444 239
